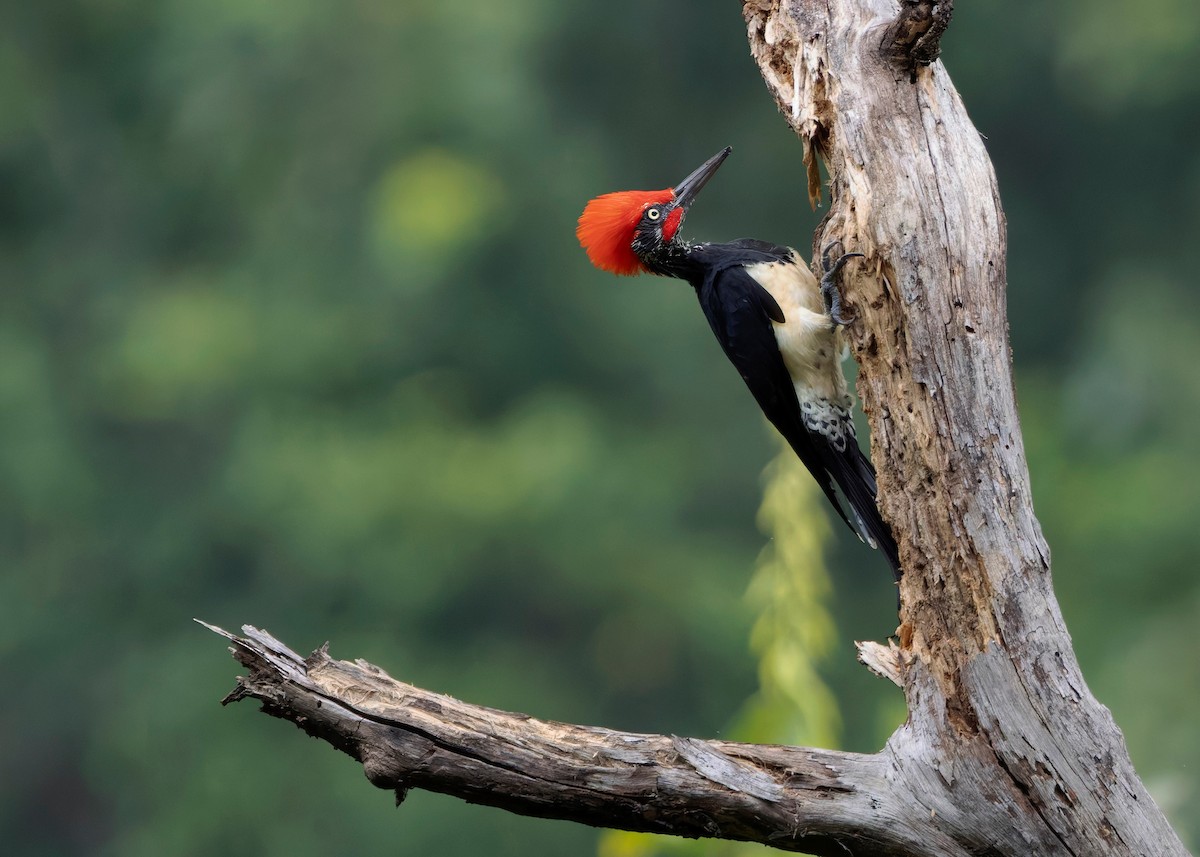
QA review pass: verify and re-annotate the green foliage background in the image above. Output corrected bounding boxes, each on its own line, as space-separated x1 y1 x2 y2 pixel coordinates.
2 1 1198 854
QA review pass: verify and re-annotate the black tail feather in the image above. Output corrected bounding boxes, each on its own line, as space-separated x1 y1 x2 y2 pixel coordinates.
775 415 901 583
796 434 902 580
819 441 902 582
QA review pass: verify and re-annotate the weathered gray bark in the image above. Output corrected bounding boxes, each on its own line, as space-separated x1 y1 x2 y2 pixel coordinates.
206 2 1189 855
744 1 1186 853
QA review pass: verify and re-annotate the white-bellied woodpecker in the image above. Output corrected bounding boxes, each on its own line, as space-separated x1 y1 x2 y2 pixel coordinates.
578 147 899 579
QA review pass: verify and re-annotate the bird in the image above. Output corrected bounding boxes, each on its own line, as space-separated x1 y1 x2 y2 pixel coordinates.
577 146 899 579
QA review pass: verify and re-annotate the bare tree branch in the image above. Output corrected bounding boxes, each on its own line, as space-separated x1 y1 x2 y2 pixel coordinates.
205 1 1191 854
202 622 922 856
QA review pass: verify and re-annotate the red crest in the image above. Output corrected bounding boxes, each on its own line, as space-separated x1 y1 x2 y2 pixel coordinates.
576 189 674 276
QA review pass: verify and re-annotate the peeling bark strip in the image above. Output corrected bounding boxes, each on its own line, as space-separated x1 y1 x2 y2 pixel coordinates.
205 3 1190 855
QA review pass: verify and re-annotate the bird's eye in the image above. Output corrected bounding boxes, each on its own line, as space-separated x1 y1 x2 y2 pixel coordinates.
646 207 661 221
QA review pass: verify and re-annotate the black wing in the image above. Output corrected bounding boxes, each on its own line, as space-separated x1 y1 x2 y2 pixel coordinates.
694 261 900 578
694 262 855 532
722 238 795 260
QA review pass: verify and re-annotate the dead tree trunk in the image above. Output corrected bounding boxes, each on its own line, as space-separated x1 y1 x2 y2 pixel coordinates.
205 3 1189 855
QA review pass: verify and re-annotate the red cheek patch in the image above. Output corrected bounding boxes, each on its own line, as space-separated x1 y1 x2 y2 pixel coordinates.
661 207 684 242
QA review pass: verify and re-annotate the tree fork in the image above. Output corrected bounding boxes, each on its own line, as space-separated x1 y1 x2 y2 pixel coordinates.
207 2 1189 854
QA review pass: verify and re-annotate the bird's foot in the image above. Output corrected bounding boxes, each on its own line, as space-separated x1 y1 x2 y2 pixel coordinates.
819 241 864 326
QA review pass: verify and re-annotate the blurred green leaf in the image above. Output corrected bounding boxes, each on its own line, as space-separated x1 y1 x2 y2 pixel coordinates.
370 149 505 283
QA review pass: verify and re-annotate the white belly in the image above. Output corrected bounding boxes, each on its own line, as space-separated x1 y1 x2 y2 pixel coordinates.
744 255 848 404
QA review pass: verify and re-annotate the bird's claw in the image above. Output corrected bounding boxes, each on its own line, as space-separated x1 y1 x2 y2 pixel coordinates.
827 304 855 327
819 241 863 326
820 241 843 274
